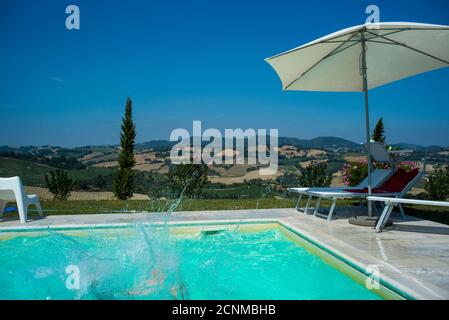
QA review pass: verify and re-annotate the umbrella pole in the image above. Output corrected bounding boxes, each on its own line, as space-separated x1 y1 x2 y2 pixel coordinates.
361 30 373 217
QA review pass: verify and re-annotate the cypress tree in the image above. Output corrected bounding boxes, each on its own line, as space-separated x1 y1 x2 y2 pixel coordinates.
372 118 386 144
113 97 136 200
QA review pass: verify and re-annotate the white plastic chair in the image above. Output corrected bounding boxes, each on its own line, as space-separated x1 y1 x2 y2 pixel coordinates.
0 177 43 223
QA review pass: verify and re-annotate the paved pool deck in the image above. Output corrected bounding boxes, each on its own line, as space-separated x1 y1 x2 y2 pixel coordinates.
1 207 449 300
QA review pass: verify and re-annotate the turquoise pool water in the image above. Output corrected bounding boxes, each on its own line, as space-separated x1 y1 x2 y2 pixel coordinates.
0 224 382 300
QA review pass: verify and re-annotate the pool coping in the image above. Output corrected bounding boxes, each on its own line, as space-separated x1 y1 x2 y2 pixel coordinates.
276 219 415 300
0 214 418 300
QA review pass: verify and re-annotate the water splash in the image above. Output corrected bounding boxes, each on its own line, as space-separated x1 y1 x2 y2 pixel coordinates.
255 182 273 210
123 172 199 299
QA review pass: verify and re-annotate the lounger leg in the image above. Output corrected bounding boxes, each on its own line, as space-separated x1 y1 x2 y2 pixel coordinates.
375 205 394 232
295 194 302 211
313 197 322 217
327 197 337 221
0 200 7 218
304 195 312 214
398 203 405 219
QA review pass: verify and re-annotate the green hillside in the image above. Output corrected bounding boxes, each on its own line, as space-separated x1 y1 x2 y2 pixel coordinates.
0 157 114 187
0 157 52 186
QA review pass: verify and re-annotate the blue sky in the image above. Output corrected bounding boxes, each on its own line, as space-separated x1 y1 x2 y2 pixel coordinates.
1 0 448 147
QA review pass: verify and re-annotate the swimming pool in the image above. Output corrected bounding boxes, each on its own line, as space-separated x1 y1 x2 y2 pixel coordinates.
0 222 399 300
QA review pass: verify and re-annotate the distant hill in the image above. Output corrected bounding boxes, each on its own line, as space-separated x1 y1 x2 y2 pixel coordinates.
278 136 361 150
133 136 362 151
390 143 445 152
135 140 175 150
1 136 446 155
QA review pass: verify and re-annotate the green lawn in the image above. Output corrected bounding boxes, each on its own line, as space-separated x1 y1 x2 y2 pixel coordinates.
25 198 297 215
3 198 449 226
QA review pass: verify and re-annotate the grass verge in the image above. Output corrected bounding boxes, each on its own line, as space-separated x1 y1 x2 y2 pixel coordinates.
2 198 449 225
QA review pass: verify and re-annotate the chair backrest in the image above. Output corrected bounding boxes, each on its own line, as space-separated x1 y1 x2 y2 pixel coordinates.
0 176 26 201
398 169 425 196
374 168 420 193
357 168 393 188
363 142 392 163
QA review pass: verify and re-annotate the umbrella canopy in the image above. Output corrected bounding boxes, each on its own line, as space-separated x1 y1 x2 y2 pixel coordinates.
265 22 449 217
265 22 449 92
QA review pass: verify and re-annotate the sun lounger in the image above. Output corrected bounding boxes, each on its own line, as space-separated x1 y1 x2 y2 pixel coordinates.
0 176 43 223
289 168 393 212
307 166 424 221
289 142 397 212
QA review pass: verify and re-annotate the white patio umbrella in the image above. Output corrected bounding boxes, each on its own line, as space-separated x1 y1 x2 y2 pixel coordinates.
265 22 449 217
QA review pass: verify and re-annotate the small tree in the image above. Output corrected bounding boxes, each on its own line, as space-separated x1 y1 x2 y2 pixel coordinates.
372 118 386 144
297 161 332 188
168 163 209 197
113 97 136 200
425 167 449 200
45 169 74 200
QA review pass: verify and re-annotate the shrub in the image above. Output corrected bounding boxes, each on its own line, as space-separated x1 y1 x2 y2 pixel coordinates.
91 175 109 190
297 161 331 188
45 169 74 200
72 174 112 191
168 163 209 198
425 167 449 200
341 161 418 186
276 172 302 188
341 161 369 187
